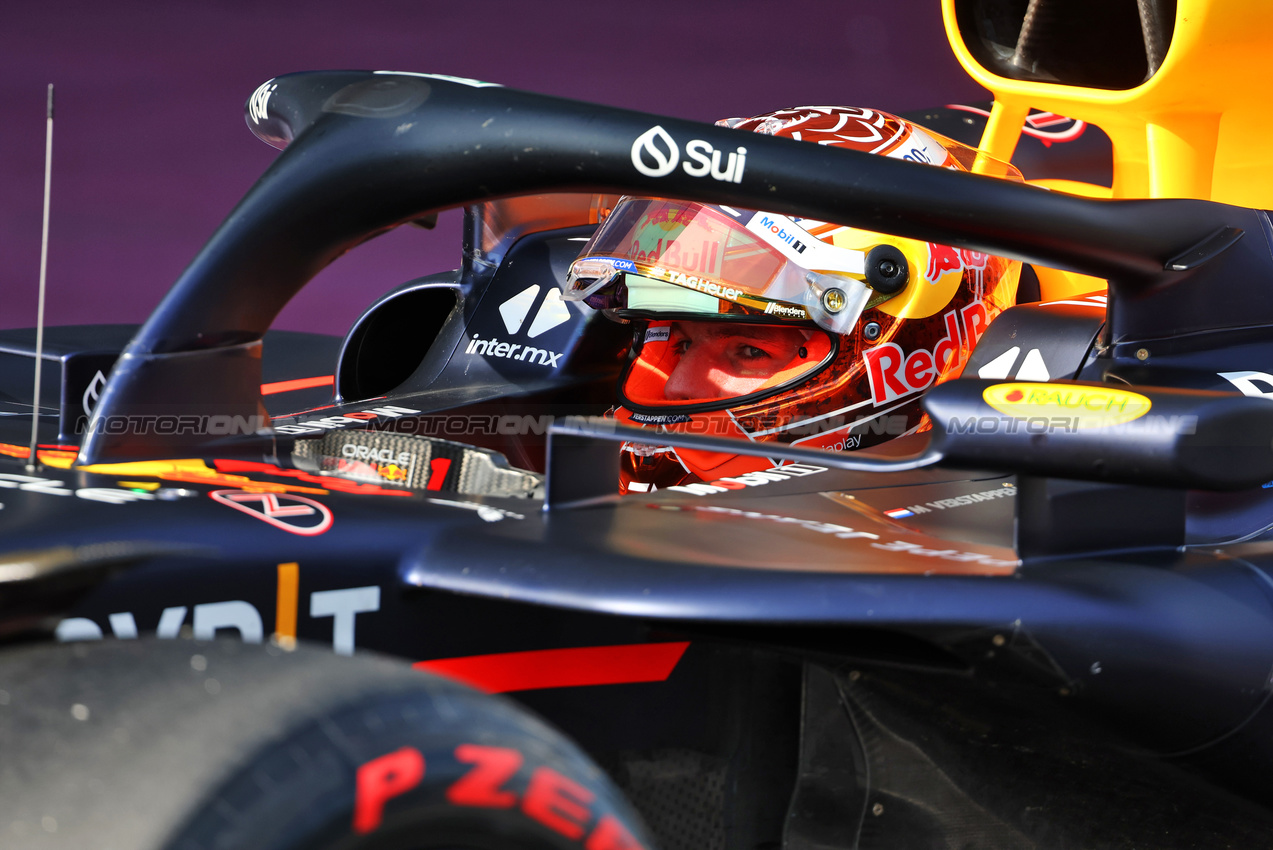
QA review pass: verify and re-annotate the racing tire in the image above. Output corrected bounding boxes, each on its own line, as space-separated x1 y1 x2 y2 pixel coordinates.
0 637 654 850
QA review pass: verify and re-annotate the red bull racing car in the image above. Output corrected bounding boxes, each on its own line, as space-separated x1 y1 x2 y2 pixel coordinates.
6 0 1273 848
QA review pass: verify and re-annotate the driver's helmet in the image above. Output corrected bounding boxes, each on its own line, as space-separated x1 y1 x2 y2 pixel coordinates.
564 107 1023 494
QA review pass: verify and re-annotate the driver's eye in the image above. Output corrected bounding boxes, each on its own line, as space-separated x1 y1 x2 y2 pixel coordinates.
736 344 771 361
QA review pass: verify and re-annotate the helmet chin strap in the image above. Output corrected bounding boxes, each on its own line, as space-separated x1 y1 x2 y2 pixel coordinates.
616 407 772 494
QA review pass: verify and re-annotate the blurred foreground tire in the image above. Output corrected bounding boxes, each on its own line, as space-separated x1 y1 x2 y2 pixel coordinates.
0 638 655 850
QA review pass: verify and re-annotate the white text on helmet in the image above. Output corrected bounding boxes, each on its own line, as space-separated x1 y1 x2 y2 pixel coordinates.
764 302 807 318
661 270 742 301
863 304 988 405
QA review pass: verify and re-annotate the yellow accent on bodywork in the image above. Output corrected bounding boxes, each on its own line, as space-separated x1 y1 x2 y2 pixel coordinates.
984 383 1152 427
118 481 161 491
944 0 1273 207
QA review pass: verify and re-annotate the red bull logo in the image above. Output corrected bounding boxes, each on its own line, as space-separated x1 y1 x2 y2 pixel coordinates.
624 207 730 277
626 238 721 277
926 244 990 282
863 303 989 404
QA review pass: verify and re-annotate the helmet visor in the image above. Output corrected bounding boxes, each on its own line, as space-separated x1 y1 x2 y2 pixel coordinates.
564 198 872 332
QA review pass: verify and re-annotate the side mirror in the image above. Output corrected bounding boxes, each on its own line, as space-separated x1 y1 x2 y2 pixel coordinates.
924 379 1273 490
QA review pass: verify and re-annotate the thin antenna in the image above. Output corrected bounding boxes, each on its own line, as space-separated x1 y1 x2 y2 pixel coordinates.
27 84 53 471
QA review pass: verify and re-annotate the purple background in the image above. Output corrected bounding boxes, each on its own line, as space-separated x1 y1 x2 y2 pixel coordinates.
0 1 986 337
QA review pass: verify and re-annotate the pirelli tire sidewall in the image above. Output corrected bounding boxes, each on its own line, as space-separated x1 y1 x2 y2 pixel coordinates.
0 639 653 850
170 675 654 850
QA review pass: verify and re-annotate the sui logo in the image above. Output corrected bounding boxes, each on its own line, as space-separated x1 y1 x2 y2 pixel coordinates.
82 370 108 417
631 125 747 183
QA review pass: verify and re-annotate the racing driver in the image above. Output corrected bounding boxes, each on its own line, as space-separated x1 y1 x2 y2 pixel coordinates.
563 107 1023 494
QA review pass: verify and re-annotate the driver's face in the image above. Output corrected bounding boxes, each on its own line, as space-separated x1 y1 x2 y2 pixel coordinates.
664 322 808 400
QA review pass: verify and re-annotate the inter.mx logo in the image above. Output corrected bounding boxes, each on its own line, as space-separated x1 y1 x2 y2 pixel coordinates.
466 284 572 367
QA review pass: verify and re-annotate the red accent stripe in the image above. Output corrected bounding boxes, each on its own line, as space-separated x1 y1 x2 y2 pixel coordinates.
260 375 334 395
414 642 690 694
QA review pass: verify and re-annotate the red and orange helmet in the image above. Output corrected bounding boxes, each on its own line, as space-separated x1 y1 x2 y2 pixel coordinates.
564 107 1023 494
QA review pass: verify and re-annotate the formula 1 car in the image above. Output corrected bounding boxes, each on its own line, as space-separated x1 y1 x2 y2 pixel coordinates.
6 0 1273 847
